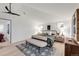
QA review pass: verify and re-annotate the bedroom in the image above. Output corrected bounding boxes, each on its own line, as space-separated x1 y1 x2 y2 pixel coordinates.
0 3 79 56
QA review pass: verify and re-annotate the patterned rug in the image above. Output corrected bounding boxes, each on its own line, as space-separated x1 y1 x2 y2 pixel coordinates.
16 43 56 56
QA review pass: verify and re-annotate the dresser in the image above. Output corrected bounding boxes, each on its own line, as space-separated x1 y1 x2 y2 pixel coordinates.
72 9 79 42
65 39 79 56
65 9 79 56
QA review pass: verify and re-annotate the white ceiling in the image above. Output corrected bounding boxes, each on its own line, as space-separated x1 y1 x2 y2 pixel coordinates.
0 3 79 23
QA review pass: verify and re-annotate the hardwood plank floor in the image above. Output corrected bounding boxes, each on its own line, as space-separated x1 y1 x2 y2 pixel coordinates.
0 45 25 56
0 40 64 56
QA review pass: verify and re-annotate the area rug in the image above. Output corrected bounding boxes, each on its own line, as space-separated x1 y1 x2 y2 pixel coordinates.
16 43 56 56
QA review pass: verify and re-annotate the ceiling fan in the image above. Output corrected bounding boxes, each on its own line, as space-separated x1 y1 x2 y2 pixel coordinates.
4 3 20 16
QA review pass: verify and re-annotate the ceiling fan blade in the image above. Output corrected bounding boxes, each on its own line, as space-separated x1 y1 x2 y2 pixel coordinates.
3 11 20 16
3 11 12 14
10 12 20 16
4 4 20 16
5 6 11 12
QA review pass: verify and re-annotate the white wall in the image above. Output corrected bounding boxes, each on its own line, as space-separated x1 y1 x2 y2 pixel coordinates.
0 3 78 43
11 15 43 43
42 20 71 38
0 10 44 43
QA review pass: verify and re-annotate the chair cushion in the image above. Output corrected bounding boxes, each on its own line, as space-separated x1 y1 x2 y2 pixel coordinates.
0 33 5 42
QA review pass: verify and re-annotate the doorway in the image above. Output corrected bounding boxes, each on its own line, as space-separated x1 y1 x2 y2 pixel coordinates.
0 18 12 47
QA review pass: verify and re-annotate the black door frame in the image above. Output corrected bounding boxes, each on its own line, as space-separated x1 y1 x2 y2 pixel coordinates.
0 18 12 44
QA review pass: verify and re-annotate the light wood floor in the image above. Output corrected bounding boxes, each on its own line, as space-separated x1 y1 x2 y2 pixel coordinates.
0 41 64 56
0 40 25 56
